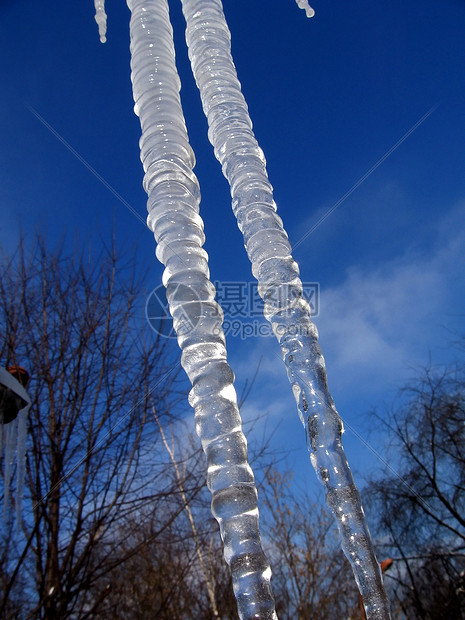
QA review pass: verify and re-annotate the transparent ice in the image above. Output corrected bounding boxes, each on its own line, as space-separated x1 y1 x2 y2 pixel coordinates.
296 0 315 18
126 1 276 617
94 0 107 43
180 0 390 617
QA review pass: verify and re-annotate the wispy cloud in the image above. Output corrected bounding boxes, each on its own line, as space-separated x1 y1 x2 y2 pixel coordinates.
230 204 465 471
314 204 465 394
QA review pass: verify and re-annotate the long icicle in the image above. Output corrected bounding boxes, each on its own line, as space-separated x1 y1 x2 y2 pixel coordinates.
126 1 277 618
180 0 391 617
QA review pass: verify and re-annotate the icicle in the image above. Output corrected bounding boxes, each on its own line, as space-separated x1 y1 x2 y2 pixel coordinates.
126 1 276 617
295 0 315 18
2 417 17 518
15 406 28 525
94 0 107 43
180 0 390 617
0 367 31 524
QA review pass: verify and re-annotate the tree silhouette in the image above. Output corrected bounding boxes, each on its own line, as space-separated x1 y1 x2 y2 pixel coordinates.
365 361 465 619
0 234 194 618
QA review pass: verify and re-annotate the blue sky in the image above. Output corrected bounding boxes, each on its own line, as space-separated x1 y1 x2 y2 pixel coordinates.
1 0 464 494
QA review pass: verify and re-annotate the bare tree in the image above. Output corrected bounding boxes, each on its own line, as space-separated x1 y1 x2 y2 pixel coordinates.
364 361 465 619
96 402 276 619
259 468 360 619
1 233 383 618
96 433 238 620
0 234 191 619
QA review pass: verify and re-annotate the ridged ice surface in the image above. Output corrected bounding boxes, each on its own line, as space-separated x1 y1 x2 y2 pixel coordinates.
180 0 390 617
126 1 276 618
94 0 107 43
296 0 315 18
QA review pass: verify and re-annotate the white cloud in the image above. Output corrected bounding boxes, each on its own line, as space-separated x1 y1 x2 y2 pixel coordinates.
230 203 465 417
314 204 465 397
223 204 465 477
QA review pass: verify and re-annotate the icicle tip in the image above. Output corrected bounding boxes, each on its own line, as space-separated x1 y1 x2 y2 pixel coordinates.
296 0 315 18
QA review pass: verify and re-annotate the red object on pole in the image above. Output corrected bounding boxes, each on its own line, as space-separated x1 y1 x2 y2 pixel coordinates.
7 366 30 387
